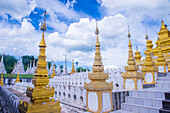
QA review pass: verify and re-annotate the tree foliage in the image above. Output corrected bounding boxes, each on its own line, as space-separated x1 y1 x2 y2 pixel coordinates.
3 54 17 74
77 67 90 72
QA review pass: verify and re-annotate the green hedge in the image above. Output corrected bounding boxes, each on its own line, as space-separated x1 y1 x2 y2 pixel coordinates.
1 74 51 79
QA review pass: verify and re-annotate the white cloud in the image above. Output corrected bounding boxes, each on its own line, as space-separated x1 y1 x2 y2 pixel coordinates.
66 0 77 8
0 19 40 57
46 14 130 67
0 0 36 20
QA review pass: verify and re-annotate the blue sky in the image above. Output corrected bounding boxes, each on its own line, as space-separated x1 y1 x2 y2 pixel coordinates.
0 0 170 72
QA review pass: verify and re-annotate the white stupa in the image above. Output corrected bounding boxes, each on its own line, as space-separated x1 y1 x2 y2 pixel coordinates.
30 59 35 75
62 55 68 75
49 60 54 75
57 63 61 75
11 57 25 74
0 55 7 74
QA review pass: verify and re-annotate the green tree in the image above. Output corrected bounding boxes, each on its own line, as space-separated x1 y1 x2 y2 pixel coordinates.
22 55 35 71
77 67 90 72
2 54 17 74
60 65 63 72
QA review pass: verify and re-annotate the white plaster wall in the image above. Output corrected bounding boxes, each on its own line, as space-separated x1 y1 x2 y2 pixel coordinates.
125 79 135 90
88 92 98 112
137 79 142 89
102 92 111 112
154 72 157 82
158 66 164 72
145 73 153 83
48 68 124 108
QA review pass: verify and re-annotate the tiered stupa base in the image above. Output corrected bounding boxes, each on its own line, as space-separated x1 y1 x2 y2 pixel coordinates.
122 71 143 90
19 100 61 113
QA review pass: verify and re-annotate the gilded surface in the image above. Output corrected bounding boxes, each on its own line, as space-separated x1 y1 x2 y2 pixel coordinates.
84 21 113 113
19 12 61 113
15 71 20 83
122 29 143 90
0 73 4 86
70 59 75 74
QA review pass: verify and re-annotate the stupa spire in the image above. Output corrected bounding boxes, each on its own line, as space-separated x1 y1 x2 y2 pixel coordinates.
19 11 61 113
126 26 138 70
51 65 56 78
141 33 158 84
128 25 131 38
0 72 4 86
15 70 20 83
84 20 113 113
70 59 75 74
92 20 104 72
122 26 143 90
134 46 142 62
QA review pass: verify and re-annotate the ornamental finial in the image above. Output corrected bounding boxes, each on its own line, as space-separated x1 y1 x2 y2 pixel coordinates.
145 29 149 40
128 25 131 38
95 19 99 35
40 11 47 31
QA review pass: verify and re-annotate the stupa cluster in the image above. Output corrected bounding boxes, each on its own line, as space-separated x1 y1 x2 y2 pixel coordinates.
0 9 170 113
122 20 170 90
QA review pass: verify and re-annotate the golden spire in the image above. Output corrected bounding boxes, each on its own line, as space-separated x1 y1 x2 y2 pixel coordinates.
95 19 99 35
134 46 142 62
143 33 154 66
15 70 20 83
70 59 75 74
156 42 165 62
19 11 61 113
128 25 131 38
39 11 47 47
145 30 149 40
51 65 56 78
92 20 104 72
161 20 166 29
0 72 4 86
84 19 113 113
125 26 138 72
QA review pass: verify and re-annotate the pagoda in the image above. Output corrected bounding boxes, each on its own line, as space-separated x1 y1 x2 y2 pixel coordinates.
0 55 7 74
19 11 61 113
141 34 158 84
0 73 4 86
70 59 75 74
134 46 142 67
57 63 61 75
155 41 167 73
122 27 143 90
84 20 113 113
51 65 56 78
15 71 20 83
153 20 170 71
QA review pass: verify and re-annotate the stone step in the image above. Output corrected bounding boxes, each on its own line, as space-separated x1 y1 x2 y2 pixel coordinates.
165 92 170 99
125 96 162 108
110 109 136 113
155 83 170 88
156 81 170 84
157 77 170 80
160 108 170 113
129 90 165 99
162 99 170 109
121 103 160 113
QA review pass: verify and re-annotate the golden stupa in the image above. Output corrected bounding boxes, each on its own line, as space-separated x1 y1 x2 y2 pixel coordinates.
141 34 158 84
0 72 4 86
152 20 170 71
19 11 61 113
70 59 75 74
15 71 20 83
122 27 143 90
84 20 113 113
51 65 56 78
